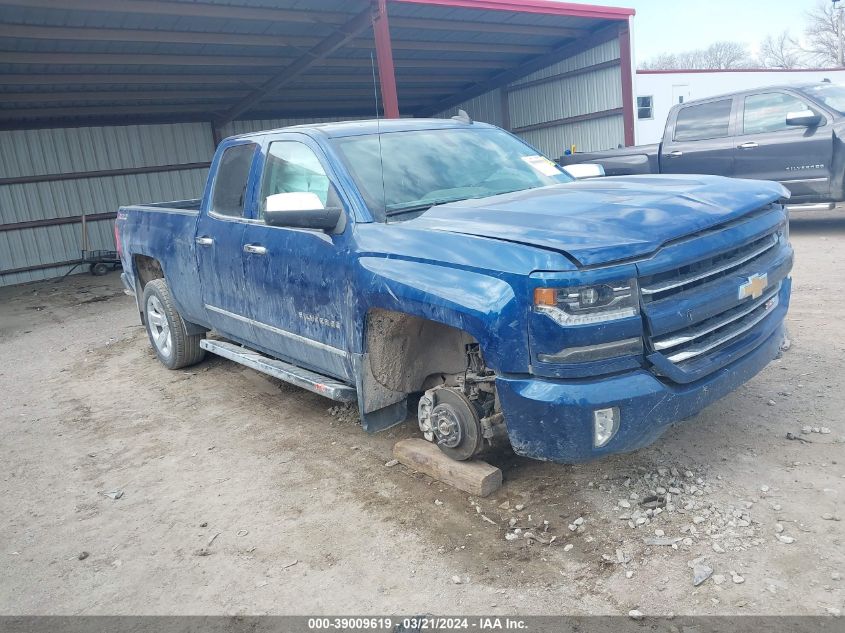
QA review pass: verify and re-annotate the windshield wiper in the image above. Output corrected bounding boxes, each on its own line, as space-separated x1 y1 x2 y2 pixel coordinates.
385 196 468 216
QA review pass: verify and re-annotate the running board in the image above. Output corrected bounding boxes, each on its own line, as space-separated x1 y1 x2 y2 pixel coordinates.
200 339 357 403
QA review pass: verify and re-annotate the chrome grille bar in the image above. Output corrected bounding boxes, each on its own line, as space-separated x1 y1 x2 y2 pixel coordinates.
641 234 777 296
653 284 781 352
665 294 780 363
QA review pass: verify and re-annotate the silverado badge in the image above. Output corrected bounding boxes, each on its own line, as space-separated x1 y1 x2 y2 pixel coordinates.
738 272 768 301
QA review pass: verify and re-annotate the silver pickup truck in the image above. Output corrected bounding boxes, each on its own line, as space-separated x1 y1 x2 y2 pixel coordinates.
560 81 845 205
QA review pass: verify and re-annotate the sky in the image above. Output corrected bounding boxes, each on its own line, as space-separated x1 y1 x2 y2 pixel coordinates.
582 0 816 64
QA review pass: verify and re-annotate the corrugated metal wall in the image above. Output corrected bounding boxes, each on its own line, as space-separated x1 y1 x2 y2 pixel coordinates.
434 89 505 128
435 38 624 157
219 116 371 138
0 122 214 286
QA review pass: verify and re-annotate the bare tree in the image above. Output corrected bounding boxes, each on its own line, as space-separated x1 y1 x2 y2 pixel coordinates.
701 41 752 69
803 1 842 66
759 30 807 68
639 53 679 70
639 41 753 70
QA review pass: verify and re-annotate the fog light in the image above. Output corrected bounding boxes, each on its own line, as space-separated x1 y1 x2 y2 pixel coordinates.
593 407 620 448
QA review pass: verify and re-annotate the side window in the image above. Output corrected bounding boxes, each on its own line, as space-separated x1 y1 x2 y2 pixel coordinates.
260 141 334 216
673 99 733 142
637 96 653 120
743 92 815 135
210 143 256 217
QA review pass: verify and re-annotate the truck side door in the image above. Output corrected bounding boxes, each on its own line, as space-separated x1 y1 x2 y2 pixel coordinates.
239 135 353 382
732 90 832 201
195 140 259 344
661 97 736 176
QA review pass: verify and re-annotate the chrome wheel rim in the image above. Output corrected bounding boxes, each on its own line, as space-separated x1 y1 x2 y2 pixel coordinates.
146 295 172 359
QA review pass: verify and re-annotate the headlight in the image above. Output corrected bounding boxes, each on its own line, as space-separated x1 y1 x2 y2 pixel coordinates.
533 279 640 325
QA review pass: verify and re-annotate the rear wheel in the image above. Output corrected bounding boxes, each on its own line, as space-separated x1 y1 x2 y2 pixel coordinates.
142 278 205 369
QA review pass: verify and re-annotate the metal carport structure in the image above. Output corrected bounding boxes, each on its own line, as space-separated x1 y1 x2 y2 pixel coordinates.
0 0 636 284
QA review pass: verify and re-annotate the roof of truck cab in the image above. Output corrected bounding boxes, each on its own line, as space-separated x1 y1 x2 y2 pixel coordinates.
231 117 497 140
670 82 829 107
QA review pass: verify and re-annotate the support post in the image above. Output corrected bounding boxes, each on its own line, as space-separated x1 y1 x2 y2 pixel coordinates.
211 120 222 148
373 0 400 118
618 20 635 147
500 88 510 131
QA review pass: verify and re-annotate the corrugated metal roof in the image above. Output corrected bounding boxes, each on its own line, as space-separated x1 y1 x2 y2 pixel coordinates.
0 0 632 128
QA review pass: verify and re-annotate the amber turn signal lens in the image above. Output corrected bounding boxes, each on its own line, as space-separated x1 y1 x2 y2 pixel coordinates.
534 288 557 306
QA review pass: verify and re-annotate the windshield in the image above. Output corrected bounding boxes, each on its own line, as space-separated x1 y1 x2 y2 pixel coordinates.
799 83 845 114
331 127 572 219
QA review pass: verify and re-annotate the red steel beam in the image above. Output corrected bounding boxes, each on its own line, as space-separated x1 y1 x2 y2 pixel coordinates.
389 0 634 20
373 0 400 118
618 20 635 146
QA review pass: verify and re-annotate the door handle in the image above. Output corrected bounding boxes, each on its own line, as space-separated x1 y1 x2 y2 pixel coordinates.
195 236 213 246
667 150 684 158
737 141 758 149
243 244 267 255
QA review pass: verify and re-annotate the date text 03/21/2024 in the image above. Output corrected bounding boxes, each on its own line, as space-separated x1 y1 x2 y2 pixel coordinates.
306 617 528 630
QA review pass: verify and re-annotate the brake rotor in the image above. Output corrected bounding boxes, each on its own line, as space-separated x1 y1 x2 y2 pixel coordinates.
418 387 483 461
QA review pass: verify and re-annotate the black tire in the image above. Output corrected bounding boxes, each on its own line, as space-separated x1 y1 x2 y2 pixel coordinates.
90 262 109 276
142 278 206 370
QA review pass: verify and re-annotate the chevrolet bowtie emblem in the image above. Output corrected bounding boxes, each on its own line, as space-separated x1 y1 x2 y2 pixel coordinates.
738 272 768 300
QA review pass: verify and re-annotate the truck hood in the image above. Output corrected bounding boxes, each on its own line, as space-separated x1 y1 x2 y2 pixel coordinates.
405 174 788 267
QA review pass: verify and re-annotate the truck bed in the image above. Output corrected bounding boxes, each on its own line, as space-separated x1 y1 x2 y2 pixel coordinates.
122 199 202 213
558 144 660 176
116 198 204 328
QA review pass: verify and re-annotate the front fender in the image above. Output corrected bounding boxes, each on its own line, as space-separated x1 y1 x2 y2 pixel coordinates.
354 257 528 373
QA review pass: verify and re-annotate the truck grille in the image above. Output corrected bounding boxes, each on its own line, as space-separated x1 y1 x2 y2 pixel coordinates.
652 283 779 364
640 232 777 300
640 225 788 381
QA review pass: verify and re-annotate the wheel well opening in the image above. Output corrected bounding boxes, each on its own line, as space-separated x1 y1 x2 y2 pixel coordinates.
133 255 164 290
365 308 478 394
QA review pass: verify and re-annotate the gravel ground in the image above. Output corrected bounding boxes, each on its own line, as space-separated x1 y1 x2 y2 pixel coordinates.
0 207 843 616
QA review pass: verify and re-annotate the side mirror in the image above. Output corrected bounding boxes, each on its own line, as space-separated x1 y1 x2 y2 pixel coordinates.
263 192 343 231
562 163 606 179
786 110 821 127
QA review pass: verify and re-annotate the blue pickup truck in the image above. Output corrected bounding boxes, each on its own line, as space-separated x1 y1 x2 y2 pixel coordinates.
115 118 793 464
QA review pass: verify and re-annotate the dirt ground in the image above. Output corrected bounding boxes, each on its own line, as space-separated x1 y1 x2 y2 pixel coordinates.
0 208 843 617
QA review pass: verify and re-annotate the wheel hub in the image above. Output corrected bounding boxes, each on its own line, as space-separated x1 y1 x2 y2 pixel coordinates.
418 387 484 461
431 403 462 448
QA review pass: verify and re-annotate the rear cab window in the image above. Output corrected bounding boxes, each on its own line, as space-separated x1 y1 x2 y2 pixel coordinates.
210 142 258 218
673 99 733 142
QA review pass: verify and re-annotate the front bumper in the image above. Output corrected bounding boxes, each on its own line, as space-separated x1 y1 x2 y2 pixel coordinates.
497 310 787 464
